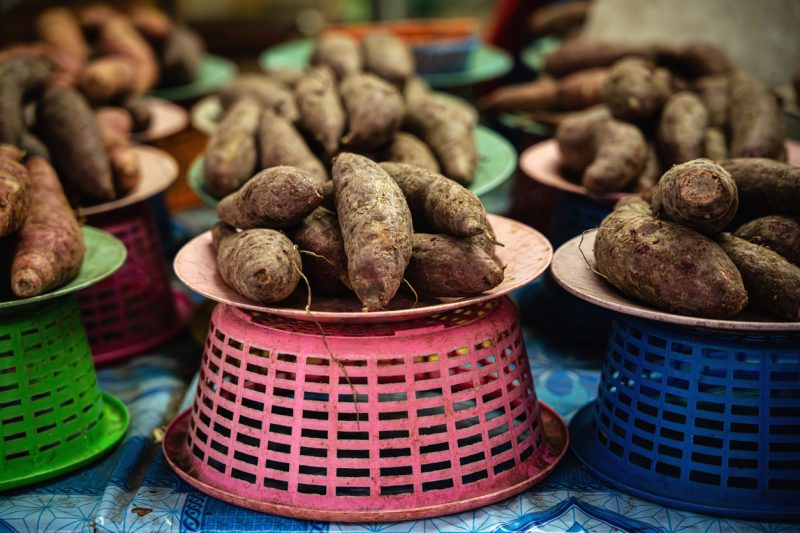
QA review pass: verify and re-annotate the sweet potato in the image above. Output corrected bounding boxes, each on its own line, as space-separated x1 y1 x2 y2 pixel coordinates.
735 215 800 267
728 71 785 159
657 92 709 166
656 42 730 79
544 40 652 78
216 166 323 230
583 119 647 193
79 56 139 104
693 74 728 128
633 143 661 195
383 132 439 172
333 153 413 311
310 32 362 80
363 33 414 85
37 86 115 202
704 128 727 161
0 44 76 88
212 222 301 304
218 74 298 122
259 109 327 184
558 68 609 110
95 107 140 195
294 66 345 157
480 78 560 112
266 67 305 89
78 4 120 32
161 25 204 87
380 162 493 239
595 197 747 317
11 157 85 298
129 4 173 42
291 207 349 294
555 105 612 172
406 234 504 297
99 16 159 93
718 233 800 320
340 73 405 149
321 180 336 211
529 1 590 36
651 159 737 234
124 99 152 133
203 97 260 198
0 148 29 237
36 7 90 63
0 58 52 145
603 58 670 121
404 76 430 107
719 158 800 216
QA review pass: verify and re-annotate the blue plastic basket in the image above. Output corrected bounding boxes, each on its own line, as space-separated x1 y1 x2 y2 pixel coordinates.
413 36 478 74
548 191 614 248
571 315 800 520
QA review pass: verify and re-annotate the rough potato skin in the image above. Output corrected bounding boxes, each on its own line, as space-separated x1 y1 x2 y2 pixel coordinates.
203 97 260 198
333 153 413 311
603 58 670 121
79 56 138 104
633 144 661 195
407 234 504 297
383 132 439 172
728 71 785 159
340 73 405 149
259 109 327 184
735 215 800 267
719 158 800 216
212 223 301 304
291 207 349 294
12 157 85 298
651 159 738 234
379 162 491 238
95 108 141 196
556 106 612 172
704 128 727 161
294 66 345 157
583 119 647 193
311 32 362 80
99 16 159 93
595 197 747 317
218 74 298 122
37 86 115 202
266 67 305 89
481 78 559 112
0 152 30 237
693 75 728 128
544 40 653 77
718 233 800 320
657 92 710 166
363 33 414 85
558 68 609 110
217 166 323 230
0 58 52 145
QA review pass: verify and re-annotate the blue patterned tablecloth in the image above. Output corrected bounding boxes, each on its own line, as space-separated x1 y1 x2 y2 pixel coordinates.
0 318 795 532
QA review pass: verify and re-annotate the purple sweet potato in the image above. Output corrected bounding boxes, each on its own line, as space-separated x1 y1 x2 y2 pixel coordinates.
310 32 362 80
633 143 661 195
363 32 414 85
735 215 800 267
555 105 612 172
544 39 653 78
19 132 50 160
651 158 738 234
216 166 323 230
719 158 800 216
0 146 30 237
98 15 159 93
406 233 504 297
294 66 345 157
383 132 439 172
160 25 205 87
0 58 52 145
657 92 709 166
11 156 85 298
218 74 298 122
203 97 260 198
291 207 349 294
693 74 728 128
603 58 670 121
704 128 728 161
718 233 800 320
36 7 90 63
340 73 405 149
728 71 786 159
480 78 560 112
656 42 730 79
583 119 647 193
259 109 327 184
529 1 590 36
37 86 115 202
212 222 301 304
79 56 139 104
595 196 747 317
266 67 305 89
333 153 413 311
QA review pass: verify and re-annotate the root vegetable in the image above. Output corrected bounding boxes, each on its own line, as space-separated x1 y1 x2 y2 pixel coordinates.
99 16 159 93
657 92 709 166
36 7 90 62
595 197 747 317
693 74 728 128
529 1 590 36
291 207 349 294
704 128 728 161
79 56 138 104
129 4 173 41
480 78 560 112
311 32 362 80
216 166 323 230
583 119 647 193
735 215 800 267
266 67 305 89
218 75 298 121
161 25 204 87
340 73 405 149
558 68 609 110
603 58 670 121
544 40 652 78
333 153 412 311
656 42 730 79
0 149 30 237
383 132 439 172
634 144 661 195
294 66 345 157
0 58 52 145
11 157 84 298
212 222 301 304
728 71 785 159
259 109 328 184
95 107 140 195
555 105 612 172
203 97 260 198
719 158 800 216
363 33 414 84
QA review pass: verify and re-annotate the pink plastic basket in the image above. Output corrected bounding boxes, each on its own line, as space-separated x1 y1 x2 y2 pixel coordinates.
163 296 568 522
77 202 190 364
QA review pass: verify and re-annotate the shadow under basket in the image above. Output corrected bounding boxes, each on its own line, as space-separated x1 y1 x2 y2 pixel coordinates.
571 315 800 520
0 297 129 490
163 296 568 522
78 202 190 364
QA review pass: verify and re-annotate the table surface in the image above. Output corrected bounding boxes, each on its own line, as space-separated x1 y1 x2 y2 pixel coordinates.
2 296 794 533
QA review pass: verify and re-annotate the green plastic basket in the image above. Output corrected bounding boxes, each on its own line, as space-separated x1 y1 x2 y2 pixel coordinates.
148 55 238 102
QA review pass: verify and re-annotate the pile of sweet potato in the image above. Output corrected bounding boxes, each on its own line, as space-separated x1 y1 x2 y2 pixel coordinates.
483 40 787 195
204 31 479 200
594 157 800 321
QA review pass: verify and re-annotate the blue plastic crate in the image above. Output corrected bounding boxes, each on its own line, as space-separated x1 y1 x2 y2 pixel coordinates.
571 315 800 520
548 191 613 248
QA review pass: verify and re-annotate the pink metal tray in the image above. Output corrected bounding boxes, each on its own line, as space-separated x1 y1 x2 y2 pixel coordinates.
134 98 190 142
551 230 800 331
77 146 178 216
173 214 553 323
